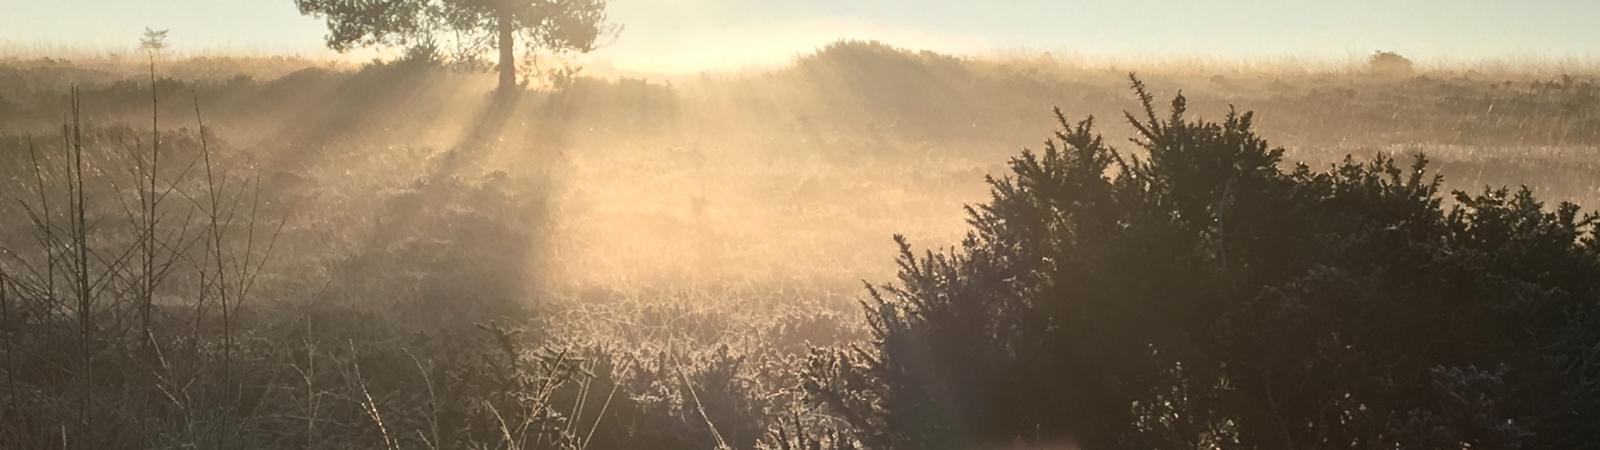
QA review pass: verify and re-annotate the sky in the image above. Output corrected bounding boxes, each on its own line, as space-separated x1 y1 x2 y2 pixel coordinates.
3 0 1598 73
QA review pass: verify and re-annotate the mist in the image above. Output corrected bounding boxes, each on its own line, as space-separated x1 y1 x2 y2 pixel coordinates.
4 2 1600 449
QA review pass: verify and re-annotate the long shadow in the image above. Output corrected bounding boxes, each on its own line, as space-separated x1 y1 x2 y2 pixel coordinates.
316 90 544 304
519 87 581 162
426 89 529 182
258 66 441 176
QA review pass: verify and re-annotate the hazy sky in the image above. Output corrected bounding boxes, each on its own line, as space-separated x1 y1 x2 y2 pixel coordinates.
3 0 1597 72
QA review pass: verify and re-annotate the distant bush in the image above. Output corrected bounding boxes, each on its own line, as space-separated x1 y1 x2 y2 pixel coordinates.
1368 50 1416 77
804 76 1600 449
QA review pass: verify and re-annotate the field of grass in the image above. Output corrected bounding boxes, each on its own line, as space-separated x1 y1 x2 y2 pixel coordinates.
1 41 1598 448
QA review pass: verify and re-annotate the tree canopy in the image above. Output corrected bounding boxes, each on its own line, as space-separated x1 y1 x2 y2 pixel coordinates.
295 0 613 90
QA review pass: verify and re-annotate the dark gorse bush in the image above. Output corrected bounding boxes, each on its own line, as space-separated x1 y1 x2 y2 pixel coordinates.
804 76 1600 449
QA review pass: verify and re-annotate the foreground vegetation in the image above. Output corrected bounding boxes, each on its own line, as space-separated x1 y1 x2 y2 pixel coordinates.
807 79 1600 449
2 42 1599 449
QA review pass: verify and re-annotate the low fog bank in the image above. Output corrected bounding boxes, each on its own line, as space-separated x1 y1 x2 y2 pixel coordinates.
3 40 1598 302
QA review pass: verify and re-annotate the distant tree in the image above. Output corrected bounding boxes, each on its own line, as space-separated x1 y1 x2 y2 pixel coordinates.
138 27 169 55
138 27 169 89
294 0 615 91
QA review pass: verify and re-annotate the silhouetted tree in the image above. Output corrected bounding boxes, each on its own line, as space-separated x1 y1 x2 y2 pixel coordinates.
804 76 1600 449
138 28 169 55
294 0 613 91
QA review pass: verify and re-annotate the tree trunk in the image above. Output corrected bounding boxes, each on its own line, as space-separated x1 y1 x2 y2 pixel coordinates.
496 7 516 92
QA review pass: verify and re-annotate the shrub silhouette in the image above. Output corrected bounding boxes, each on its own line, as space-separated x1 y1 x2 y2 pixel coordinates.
804 76 1600 449
1367 50 1416 77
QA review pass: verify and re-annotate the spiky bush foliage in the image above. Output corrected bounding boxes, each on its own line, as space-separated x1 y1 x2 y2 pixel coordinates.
804 76 1600 449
